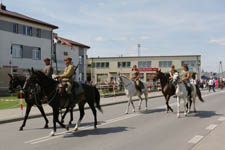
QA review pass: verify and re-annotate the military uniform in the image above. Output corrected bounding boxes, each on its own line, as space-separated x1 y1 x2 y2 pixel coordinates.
59 64 75 94
43 65 53 78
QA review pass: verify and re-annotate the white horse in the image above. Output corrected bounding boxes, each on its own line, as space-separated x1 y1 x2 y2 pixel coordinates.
172 72 197 118
118 75 149 114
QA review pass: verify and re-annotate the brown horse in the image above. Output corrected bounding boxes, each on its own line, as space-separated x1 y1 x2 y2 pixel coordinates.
154 70 175 112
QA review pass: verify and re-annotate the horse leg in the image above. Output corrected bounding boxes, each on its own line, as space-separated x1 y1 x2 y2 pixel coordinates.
177 97 180 118
73 103 85 131
61 108 69 123
125 96 131 114
145 92 148 110
184 98 187 116
55 109 68 130
130 97 136 112
164 95 169 113
193 96 197 113
69 106 74 125
167 96 173 112
138 95 143 110
88 102 97 129
37 105 49 128
19 103 32 131
50 109 57 136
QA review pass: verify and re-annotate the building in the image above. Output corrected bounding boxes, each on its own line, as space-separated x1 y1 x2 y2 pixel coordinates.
53 35 90 81
0 4 90 90
87 55 201 83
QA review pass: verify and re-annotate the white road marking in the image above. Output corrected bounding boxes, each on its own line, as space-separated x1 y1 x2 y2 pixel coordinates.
188 135 204 144
218 117 225 121
205 124 217 130
25 90 225 145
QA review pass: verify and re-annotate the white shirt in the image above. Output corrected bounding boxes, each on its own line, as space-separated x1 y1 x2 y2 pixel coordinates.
208 79 214 86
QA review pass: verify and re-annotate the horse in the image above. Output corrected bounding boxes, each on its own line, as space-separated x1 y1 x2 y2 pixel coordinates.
154 70 175 113
8 73 49 131
172 72 204 118
24 69 102 136
117 75 149 114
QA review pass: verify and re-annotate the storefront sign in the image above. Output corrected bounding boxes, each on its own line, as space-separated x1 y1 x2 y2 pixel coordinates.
139 68 159 72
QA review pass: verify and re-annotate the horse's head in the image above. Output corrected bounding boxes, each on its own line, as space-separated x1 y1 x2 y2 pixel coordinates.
8 73 24 93
172 72 180 85
154 69 164 80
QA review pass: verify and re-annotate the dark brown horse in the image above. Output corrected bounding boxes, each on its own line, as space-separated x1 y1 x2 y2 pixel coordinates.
8 74 49 130
154 70 175 112
24 69 102 136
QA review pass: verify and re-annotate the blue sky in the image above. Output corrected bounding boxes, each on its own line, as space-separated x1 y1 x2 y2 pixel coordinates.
3 0 225 72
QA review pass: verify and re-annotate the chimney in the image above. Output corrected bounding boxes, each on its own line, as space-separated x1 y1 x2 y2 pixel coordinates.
0 3 6 10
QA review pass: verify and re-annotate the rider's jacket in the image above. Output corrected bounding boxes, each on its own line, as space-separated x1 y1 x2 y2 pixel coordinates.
180 70 189 83
60 64 75 82
131 68 139 81
43 65 53 78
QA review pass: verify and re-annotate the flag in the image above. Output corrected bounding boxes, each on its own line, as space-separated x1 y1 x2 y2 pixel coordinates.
59 38 73 47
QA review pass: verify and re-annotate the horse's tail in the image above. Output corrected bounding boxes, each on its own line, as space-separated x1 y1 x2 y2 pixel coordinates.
195 85 204 103
94 87 103 113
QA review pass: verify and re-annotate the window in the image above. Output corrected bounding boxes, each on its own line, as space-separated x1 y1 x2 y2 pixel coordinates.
36 28 41 38
138 61 152 67
13 24 18 33
118 62 131 68
64 52 68 56
79 56 83 64
23 26 32 36
101 62 105 68
181 61 197 67
159 61 172 67
96 62 100 68
12 44 22 58
32 48 41 60
106 62 109 68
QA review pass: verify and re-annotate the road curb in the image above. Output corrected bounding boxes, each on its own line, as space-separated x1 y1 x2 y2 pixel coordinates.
0 94 163 125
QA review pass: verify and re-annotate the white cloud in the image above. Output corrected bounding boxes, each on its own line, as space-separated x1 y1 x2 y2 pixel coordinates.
95 36 105 42
209 38 225 46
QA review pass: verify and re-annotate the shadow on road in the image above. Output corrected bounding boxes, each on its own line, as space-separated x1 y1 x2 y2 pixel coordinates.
64 126 129 138
189 110 222 118
139 108 168 114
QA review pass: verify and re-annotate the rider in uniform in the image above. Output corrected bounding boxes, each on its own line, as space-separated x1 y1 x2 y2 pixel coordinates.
55 56 75 97
43 58 53 78
180 64 192 99
131 65 142 92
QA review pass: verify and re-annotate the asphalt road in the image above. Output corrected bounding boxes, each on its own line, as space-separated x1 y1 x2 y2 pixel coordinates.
0 90 225 150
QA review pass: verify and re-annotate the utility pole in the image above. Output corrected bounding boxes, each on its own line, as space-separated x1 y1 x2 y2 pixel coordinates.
219 61 224 78
137 43 141 56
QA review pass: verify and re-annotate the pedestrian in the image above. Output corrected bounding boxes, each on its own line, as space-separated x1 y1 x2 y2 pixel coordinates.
208 77 216 92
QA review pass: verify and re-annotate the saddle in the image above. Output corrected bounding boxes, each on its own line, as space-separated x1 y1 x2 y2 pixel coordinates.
57 81 84 109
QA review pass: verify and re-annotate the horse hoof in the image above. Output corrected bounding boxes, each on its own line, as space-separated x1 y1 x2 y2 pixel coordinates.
133 109 136 112
19 127 23 131
73 128 78 131
44 125 49 129
49 131 55 136
184 113 187 116
69 121 72 125
94 126 97 130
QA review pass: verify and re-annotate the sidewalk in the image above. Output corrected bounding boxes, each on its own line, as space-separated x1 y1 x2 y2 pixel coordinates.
0 91 163 124
192 120 225 150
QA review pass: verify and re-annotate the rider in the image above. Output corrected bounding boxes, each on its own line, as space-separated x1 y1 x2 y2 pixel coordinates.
43 58 53 78
55 56 75 97
169 65 177 80
180 64 192 99
131 65 142 92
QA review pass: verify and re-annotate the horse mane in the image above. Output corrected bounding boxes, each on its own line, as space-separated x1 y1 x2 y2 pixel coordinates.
34 71 56 85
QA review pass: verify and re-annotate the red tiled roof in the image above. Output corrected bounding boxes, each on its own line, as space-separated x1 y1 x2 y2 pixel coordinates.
56 36 90 49
0 6 58 29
